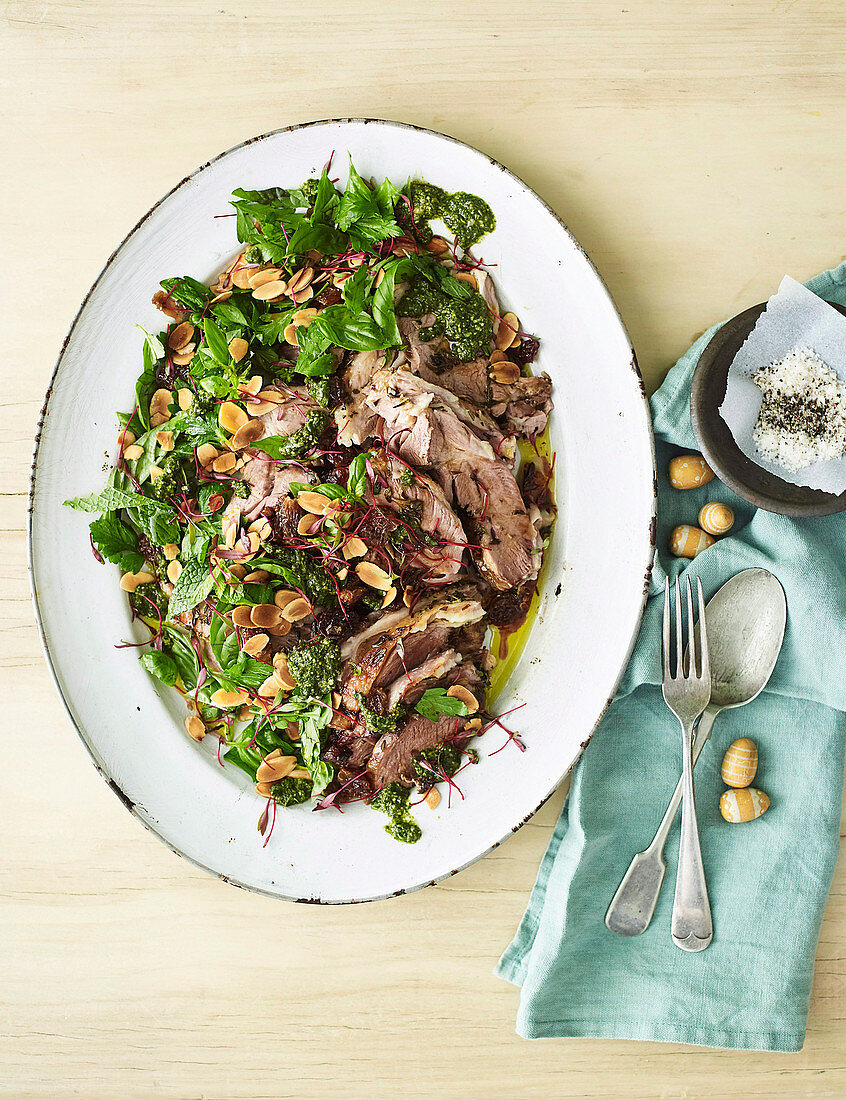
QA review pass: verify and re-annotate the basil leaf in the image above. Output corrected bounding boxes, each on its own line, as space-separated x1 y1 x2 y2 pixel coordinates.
415 688 470 722
161 624 201 690
140 651 178 687
89 512 145 573
203 317 231 365
289 481 349 501
299 703 333 796
161 276 211 312
346 452 369 500
167 558 216 619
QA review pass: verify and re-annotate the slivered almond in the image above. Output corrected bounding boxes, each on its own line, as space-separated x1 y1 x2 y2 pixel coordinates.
248 267 284 289
337 566 348 581
228 337 249 362
243 569 269 584
342 537 367 560
355 561 393 591
243 632 270 657
166 559 183 584
249 518 272 541
252 279 287 301
425 236 449 255
196 443 220 468
232 418 265 449
289 767 311 780
184 715 206 741
381 586 397 609
257 675 282 699
250 603 286 631
163 543 180 560
256 389 286 405
424 787 441 809
119 570 154 593
297 513 320 537
489 349 508 363
463 716 483 731
172 350 195 366
287 266 315 295
496 311 520 351
119 429 136 447
281 597 311 622
211 452 237 474
454 271 477 290
230 563 247 579
297 491 335 515
123 444 143 461
156 429 175 451
273 589 300 610
332 271 353 288
242 375 263 396
284 323 299 345
211 289 233 303
256 750 298 784
231 605 255 628
177 387 193 411
272 653 297 690
490 360 520 385
222 518 237 549
218 401 249 434
255 781 274 797
447 684 479 714
374 269 385 288
291 307 319 328
168 321 195 350
210 688 249 708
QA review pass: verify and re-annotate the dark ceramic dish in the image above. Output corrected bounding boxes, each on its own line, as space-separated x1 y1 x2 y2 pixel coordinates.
690 300 846 517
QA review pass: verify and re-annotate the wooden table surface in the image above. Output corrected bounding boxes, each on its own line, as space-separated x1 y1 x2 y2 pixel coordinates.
3 2 845 1096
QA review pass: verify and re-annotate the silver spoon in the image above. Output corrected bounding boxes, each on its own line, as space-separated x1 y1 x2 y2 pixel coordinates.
605 568 786 937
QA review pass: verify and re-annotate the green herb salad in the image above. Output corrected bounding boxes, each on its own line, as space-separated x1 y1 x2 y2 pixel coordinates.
66 157 556 845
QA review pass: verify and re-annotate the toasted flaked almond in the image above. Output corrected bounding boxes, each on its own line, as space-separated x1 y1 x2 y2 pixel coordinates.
355 561 393 591
284 323 299 345
287 266 315 293
272 653 297 690
463 716 483 731
392 241 417 257
250 603 286 631
291 307 319 328
489 349 508 363
297 490 335 515
447 684 479 714
168 320 195 351
256 388 286 406
184 714 206 741
242 632 270 657
252 279 287 301
273 589 301 610
149 464 164 482
231 418 265 450
166 559 183 584
211 452 237 474
196 443 220 468
210 688 249 708
281 597 311 622
211 289 233 303
425 236 450 255
424 786 441 809
257 675 281 699
374 269 385 288
402 588 415 608
229 563 247 580
289 767 310 780
249 401 276 417
149 388 173 427
242 569 269 584
118 429 136 447
119 570 154 593
249 518 272 541
496 311 519 351
123 444 143 461
454 271 478 290
177 387 193 411
172 350 195 367
342 536 367 561
231 262 255 289
218 401 249 434
156 429 175 451
244 530 261 554
332 271 353 288
257 750 298 784
248 267 284 289
337 567 348 581
255 781 274 798
297 513 320 537
162 543 180 561
228 336 249 363
242 375 263 396
490 360 520 384
231 605 255 628
222 518 237 549
381 586 397 609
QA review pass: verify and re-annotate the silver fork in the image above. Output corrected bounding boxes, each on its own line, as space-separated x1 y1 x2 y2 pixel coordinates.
663 576 713 951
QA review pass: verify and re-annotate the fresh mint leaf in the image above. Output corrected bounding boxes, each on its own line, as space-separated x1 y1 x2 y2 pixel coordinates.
64 486 173 517
89 512 145 573
167 558 215 619
415 688 470 722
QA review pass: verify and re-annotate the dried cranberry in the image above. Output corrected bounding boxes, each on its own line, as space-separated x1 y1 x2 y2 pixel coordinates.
510 337 540 367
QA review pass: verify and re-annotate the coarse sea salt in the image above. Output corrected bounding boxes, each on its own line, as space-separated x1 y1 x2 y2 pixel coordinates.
751 347 846 473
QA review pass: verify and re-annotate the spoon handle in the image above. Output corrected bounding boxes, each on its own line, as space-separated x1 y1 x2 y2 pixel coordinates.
605 707 717 936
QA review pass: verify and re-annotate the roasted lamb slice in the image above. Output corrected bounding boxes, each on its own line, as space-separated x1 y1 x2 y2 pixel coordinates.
334 348 385 446
258 385 321 438
490 373 553 438
367 713 466 789
384 648 463 711
398 319 491 404
221 458 311 530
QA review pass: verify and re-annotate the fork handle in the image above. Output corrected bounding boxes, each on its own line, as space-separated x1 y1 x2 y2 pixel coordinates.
672 718 713 951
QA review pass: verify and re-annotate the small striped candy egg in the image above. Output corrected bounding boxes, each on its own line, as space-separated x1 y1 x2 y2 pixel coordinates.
669 525 715 559
719 787 770 823
720 737 758 787
699 501 734 536
668 454 715 490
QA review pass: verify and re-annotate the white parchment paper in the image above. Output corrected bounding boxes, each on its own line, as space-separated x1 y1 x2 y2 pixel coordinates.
719 275 846 492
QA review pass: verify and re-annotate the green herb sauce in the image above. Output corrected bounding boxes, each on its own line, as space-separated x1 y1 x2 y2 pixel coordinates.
409 181 496 250
271 776 311 806
398 278 494 361
414 743 462 786
260 547 336 608
287 638 342 698
370 783 422 845
254 408 328 460
357 694 407 737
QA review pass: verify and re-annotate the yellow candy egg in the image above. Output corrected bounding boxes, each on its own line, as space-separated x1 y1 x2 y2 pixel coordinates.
719 787 770 823
699 501 734 536
669 525 715 559
668 454 715 490
720 737 758 788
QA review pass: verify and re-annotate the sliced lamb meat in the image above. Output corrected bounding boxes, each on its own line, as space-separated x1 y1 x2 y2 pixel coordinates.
335 348 384 446
384 648 462 711
398 318 491 404
340 607 412 661
221 458 311 529
490 373 553 438
365 370 541 590
367 712 465 789
475 269 501 342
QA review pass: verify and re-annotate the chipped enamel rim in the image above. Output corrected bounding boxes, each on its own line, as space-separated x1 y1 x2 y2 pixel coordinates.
28 119 656 903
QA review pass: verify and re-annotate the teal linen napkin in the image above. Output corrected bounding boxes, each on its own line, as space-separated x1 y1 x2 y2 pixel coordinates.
496 263 846 1051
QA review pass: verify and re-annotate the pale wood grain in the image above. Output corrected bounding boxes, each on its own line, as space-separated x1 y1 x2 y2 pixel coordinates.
1 1 845 1096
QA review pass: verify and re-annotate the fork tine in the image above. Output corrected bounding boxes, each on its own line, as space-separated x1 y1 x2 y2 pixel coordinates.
662 578 671 679
685 576 697 678
696 578 709 684
675 578 684 679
